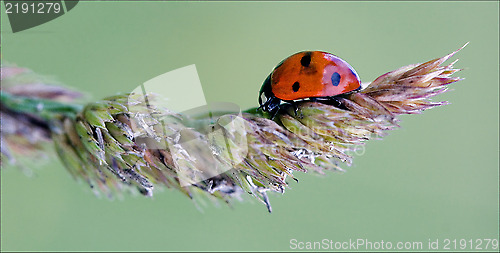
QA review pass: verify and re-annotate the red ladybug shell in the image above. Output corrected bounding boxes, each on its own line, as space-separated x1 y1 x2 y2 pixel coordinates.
270 51 360 101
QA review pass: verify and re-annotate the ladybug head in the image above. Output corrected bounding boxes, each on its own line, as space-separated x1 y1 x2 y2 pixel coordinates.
259 73 281 114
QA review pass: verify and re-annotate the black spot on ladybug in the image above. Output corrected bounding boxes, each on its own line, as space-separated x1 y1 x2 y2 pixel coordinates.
331 72 341 86
300 53 311 67
292 82 300 92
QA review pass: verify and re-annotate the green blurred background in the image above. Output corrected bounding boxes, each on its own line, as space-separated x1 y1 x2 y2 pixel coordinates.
1 1 498 251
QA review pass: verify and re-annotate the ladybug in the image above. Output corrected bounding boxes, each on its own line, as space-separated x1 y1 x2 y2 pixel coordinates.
259 51 361 114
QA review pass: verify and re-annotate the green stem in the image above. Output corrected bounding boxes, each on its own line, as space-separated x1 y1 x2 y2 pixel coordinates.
243 106 267 117
0 91 83 121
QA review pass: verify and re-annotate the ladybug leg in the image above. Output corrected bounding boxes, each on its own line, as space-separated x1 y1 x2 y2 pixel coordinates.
293 104 300 116
289 101 299 116
328 96 349 110
269 107 280 120
331 96 342 107
312 96 345 109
